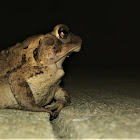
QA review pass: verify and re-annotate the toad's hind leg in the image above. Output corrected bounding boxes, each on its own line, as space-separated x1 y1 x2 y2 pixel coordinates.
46 86 71 120
0 78 19 109
8 71 52 114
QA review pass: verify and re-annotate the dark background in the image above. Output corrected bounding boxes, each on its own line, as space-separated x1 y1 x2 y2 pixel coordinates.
0 1 140 65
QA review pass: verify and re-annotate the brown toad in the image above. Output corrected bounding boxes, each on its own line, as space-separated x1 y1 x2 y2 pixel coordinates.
0 24 82 119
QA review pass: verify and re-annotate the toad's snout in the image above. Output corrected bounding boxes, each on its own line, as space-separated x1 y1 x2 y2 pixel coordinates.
73 45 81 52
70 34 82 46
72 35 82 52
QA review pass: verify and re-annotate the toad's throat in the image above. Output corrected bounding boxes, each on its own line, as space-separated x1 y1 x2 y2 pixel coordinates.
55 53 71 69
55 46 81 68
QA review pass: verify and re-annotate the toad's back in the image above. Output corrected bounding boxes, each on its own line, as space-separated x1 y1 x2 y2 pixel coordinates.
0 35 43 77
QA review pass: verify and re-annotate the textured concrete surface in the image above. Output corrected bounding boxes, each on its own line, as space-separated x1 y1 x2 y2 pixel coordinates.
0 109 55 139
53 88 140 139
0 65 140 139
52 65 140 139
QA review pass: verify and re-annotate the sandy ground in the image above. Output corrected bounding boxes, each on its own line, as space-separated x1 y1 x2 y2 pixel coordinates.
0 65 140 139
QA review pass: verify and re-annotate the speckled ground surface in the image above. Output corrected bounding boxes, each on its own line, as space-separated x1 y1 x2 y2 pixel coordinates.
53 87 140 139
0 110 56 139
0 65 140 139
52 65 140 139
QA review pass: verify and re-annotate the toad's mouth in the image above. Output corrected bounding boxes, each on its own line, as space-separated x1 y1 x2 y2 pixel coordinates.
55 46 81 68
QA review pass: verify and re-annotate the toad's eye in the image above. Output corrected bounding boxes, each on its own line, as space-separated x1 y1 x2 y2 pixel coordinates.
58 26 69 39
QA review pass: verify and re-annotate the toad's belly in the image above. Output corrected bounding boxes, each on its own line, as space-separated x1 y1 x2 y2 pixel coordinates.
27 69 64 106
28 80 60 106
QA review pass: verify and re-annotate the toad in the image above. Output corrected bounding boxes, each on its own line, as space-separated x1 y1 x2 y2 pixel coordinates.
0 24 82 119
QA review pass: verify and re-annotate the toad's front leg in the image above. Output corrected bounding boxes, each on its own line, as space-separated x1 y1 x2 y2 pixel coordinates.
8 71 52 114
46 86 71 120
